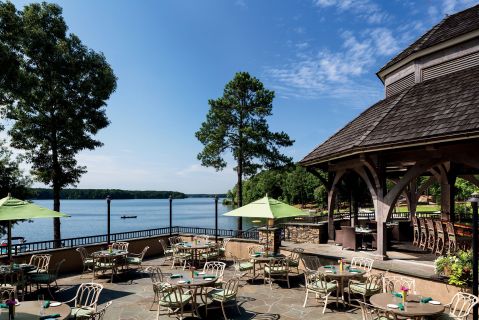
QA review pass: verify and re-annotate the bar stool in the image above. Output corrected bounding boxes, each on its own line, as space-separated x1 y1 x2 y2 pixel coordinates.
426 218 436 252
412 216 419 246
434 220 446 255
418 218 428 250
446 222 457 254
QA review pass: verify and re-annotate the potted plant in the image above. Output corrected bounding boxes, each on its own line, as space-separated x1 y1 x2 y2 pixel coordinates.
448 250 473 289
434 255 455 277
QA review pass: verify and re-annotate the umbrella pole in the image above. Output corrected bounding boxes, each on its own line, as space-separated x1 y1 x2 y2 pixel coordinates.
7 221 12 262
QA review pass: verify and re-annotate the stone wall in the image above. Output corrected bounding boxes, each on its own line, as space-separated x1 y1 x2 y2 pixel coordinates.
283 223 328 244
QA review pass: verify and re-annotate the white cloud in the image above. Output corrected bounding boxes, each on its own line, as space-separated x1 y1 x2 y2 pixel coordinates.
313 0 388 24
428 0 477 20
264 28 397 100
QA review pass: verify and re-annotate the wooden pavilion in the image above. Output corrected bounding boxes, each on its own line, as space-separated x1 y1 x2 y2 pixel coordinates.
300 4 479 259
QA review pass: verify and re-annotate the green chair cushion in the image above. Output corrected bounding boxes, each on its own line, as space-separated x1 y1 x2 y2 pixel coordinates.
287 260 299 267
29 274 52 284
237 262 254 271
307 280 337 293
208 288 236 301
96 262 116 268
126 257 141 264
264 266 288 274
70 306 95 319
201 252 219 259
159 293 192 307
84 258 94 265
349 282 381 295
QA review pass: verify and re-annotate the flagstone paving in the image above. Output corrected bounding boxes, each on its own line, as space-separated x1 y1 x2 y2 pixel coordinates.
52 256 362 320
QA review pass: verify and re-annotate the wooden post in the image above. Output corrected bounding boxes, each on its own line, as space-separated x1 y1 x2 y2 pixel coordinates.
169 195 173 235
106 195 111 245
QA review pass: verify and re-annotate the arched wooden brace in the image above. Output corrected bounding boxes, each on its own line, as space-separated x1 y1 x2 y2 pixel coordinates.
327 170 346 240
401 176 437 218
373 159 442 257
353 166 379 213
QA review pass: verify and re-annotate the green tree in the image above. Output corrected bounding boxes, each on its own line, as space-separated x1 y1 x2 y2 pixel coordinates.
283 165 319 206
196 72 293 230
2 2 117 243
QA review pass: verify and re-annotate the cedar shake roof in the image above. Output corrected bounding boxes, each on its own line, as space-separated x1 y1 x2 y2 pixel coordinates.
378 4 479 74
300 64 479 166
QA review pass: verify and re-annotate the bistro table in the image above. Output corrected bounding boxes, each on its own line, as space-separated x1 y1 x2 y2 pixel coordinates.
92 249 128 282
3 301 71 320
370 292 445 319
165 271 218 318
249 253 285 279
318 265 365 306
175 242 216 267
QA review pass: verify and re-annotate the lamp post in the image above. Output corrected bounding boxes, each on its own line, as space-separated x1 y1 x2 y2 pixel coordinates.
106 195 111 245
215 195 218 243
169 195 173 235
467 192 479 320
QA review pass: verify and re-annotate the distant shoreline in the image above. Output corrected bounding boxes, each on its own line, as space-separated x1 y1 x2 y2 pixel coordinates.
27 188 226 200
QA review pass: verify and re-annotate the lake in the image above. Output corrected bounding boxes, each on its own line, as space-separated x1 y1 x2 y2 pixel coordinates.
9 198 259 243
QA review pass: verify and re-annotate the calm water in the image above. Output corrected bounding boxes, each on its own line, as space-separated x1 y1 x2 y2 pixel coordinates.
10 198 257 243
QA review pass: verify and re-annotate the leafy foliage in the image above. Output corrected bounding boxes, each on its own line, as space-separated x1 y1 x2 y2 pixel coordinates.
196 72 293 229
28 188 186 200
0 2 117 241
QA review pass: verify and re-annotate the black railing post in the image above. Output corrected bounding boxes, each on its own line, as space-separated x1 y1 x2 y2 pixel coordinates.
106 195 111 245
468 192 479 320
169 195 173 235
215 195 219 243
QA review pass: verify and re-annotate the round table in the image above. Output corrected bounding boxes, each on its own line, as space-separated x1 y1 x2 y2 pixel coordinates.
318 265 365 306
249 253 285 278
92 250 128 282
165 272 218 317
175 242 215 267
5 301 71 320
370 293 445 319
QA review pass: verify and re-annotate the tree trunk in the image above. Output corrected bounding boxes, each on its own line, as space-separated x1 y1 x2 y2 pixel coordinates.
51 135 62 248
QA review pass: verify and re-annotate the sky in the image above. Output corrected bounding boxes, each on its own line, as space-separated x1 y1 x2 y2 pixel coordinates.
9 0 479 193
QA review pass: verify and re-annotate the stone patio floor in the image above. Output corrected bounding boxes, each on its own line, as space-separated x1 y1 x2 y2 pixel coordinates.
52 256 362 320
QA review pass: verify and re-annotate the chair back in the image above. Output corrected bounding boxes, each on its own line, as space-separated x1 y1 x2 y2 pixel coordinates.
146 266 164 283
221 277 240 299
350 257 374 272
159 285 186 305
448 292 479 319
73 282 104 310
168 236 182 247
0 287 15 301
303 269 318 289
139 246 149 261
419 218 427 232
435 220 444 235
29 254 51 272
76 247 91 263
289 248 304 262
383 276 416 294
203 261 226 281
358 300 396 320
301 255 321 272
50 259 65 279
446 222 456 237
111 242 129 251
193 234 209 242
267 258 289 273
412 216 418 229
365 273 383 291
426 219 435 233
88 301 112 320
158 239 169 252
220 238 231 250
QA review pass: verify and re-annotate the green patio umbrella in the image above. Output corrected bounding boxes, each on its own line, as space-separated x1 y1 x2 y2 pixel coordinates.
224 195 309 251
0 194 69 260
223 195 309 220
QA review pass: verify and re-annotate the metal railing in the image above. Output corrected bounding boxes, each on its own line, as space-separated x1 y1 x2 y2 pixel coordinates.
5 225 259 256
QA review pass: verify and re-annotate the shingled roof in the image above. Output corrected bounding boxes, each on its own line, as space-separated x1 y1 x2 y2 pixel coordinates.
378 4 479 75
300 64 479 166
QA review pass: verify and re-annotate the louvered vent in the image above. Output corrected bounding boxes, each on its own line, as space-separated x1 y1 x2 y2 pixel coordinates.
422 51 479 81
386 73 415 97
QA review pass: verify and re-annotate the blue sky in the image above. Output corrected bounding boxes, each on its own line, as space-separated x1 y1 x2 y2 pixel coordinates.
11 0 478 193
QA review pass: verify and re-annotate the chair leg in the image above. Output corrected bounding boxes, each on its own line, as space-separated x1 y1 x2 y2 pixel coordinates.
322 294 328 314
286 275 290 289
235 298 241 314
303 290 309 308
221 301 227 320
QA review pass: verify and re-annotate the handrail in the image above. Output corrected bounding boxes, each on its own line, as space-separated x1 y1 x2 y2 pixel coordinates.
3 225 259 256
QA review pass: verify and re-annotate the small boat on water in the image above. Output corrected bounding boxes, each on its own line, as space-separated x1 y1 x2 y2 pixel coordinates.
121 215 137 219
